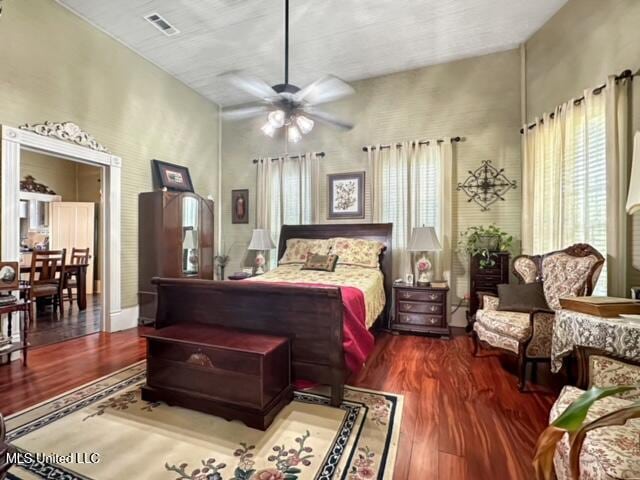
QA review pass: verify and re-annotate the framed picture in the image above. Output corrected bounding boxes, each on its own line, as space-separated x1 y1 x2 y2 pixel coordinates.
231 189 249 224
328 172 365 219
152 159 194 192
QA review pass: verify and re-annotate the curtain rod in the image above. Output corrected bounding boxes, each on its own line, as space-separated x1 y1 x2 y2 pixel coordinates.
520 69 636 134
361 136 462 152
252 152 325 163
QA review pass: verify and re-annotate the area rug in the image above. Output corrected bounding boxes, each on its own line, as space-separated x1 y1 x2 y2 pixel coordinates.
5 361 402 480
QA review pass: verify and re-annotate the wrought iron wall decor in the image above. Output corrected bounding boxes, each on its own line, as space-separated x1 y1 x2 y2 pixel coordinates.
457 160 517 211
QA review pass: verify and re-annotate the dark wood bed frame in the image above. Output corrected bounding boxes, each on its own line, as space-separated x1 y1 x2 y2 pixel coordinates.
153 223 393 406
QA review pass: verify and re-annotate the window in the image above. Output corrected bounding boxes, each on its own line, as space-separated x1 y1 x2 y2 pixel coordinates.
373 143 444 277
530 94 607 294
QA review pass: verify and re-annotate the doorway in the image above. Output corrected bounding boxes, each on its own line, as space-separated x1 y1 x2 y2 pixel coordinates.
19 152 103 346
1 123 123 352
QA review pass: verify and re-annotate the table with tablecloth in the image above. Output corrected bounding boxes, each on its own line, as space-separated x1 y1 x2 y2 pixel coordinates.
551 309 640 372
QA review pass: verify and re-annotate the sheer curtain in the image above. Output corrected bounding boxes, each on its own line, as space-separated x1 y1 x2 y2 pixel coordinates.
255 153 320 267
368 139 453 283
522 90 609 294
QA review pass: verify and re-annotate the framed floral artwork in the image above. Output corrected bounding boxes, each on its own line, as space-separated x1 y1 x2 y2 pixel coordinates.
152 159 194 192
327 172 365 219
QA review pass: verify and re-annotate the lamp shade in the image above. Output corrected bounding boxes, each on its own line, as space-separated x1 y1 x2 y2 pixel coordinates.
248 229 276 251
183 229 197 249
626 131 640 215
408 226 441 252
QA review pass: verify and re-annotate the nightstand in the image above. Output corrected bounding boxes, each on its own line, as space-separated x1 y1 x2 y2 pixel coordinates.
392 282 450 338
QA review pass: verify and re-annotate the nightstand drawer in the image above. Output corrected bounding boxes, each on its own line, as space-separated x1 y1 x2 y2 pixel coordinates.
396 289 444 303
398 301 443 315
397 313 444 327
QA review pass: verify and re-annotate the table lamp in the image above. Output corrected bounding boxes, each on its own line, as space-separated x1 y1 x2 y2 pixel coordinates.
183 229 198 273
248 229 276 275
408 226 442 286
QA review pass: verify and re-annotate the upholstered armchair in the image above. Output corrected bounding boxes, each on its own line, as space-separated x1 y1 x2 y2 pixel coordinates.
472 244 604 390
550 347 640 479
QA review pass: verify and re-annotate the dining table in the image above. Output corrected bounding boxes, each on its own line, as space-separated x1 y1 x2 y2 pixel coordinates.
19 263 90 310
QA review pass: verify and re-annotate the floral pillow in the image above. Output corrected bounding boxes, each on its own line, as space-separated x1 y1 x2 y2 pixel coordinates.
329 237 384 269
279 238 331 264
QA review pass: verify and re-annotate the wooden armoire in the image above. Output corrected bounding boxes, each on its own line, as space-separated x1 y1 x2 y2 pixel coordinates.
138 191 214 325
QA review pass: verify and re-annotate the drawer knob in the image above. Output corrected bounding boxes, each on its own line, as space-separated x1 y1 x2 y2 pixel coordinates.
401 292 412 299
405 304 413 310
430 305 438 312
428 294 438 300
187 352 214 368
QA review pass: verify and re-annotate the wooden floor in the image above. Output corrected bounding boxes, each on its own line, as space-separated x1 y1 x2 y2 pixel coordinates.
0 328 556 479
27 294 102 347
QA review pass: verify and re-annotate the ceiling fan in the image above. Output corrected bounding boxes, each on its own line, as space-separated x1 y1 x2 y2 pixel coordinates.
220 0 355 142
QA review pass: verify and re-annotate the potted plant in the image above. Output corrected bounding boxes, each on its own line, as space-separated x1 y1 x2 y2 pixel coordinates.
533 384 640 480
458 224 513 269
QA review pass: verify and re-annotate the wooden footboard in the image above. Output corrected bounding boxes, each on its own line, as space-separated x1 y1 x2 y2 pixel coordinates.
152 277 347 406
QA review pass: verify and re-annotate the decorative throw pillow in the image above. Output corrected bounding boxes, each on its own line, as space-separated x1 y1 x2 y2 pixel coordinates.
301 253 339 272
497 282 550 313
279 238 331 264
329 237 385 269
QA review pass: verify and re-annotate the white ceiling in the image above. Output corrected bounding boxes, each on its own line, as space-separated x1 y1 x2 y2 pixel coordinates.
57 0 567 107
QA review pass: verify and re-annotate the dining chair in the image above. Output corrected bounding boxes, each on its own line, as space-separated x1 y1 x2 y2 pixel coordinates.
27 249 66 319
64 247 91 307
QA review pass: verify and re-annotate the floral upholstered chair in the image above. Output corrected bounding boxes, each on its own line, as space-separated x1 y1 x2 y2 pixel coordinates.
472 244 604 391
550 346 640 480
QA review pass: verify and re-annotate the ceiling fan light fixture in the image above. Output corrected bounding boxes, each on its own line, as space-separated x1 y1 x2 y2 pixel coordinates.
261 122 277 138
268 109 286 128
296 115 314 134
288 124 302 143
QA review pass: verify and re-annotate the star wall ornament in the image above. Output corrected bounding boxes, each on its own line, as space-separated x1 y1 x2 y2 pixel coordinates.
457 160 517 211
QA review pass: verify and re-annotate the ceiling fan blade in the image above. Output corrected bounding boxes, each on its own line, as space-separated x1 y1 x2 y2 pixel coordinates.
304 108 354 131
222 104 270 120
294 75 355 105
219 71 278 100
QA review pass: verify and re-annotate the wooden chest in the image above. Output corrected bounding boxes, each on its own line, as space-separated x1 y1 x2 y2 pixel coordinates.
392 283 449 337
467 252 510 322
141 323 292 430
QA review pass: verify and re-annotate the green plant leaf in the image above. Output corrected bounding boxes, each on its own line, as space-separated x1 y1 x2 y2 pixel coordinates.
552 385 636 431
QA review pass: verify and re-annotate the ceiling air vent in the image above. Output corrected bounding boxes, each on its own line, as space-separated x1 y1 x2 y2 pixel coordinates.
144 13 180 37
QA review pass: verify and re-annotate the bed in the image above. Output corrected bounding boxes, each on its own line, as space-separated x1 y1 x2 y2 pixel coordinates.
152 223 393 406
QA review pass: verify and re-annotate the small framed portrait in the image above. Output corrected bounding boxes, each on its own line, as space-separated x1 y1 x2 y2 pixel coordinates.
0 262 19 290
328 172 365 219
152 159 194 192
231 189 249 224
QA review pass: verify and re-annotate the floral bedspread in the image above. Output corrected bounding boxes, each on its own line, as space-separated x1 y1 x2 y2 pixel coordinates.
551 309 640 372
247 264 386 328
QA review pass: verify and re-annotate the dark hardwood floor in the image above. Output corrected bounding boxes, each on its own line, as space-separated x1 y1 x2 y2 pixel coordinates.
0 328 556 479
28 294 102 347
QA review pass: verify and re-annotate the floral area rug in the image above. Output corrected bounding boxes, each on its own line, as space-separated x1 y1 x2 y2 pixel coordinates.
5 361 402 480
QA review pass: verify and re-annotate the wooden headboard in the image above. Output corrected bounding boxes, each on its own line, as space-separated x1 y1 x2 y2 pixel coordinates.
277 223 393 319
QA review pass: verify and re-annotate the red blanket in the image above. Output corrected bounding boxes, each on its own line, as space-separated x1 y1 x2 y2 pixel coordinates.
249 280 375 378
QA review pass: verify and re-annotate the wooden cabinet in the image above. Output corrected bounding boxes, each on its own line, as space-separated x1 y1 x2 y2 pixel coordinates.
138 191 214 325
141 323 292 430
392 283 449 337
467 252 510 322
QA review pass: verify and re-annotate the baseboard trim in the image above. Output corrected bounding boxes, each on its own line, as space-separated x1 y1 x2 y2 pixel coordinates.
109 304 139 332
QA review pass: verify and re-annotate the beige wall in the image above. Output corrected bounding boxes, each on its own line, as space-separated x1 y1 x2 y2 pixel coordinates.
221 49 523 323
0 0 220 308
525 0 640 289
20 151 78 201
